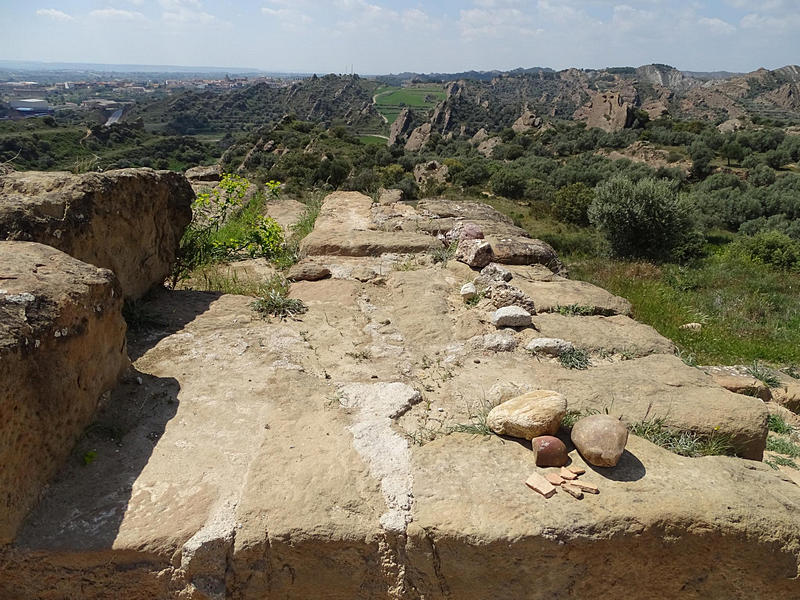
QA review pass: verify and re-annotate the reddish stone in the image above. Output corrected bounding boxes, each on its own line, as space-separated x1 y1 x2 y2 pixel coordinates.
532 436 568 467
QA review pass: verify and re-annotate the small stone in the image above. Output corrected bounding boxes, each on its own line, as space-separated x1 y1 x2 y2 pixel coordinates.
136 376 143 385
532 435 568 467
571 414 629 468
679 322 703 331
491 306 532 328
559 467 578 480
455 239 493 268
562 483 584 499
544 472 565 486
566 465 586 475
460 282 478 300
480 332 518 352
480 263 513 282
571 481 599 494
526 337 575 357
486 390 567 440
287 261 331 282
525 472 556 498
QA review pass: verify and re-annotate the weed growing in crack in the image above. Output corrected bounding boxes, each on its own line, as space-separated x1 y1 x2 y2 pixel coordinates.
747 361 781 388
251 274 307 320
559 347 590 370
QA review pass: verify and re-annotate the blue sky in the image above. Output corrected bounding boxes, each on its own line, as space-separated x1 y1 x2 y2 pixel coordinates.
2 1 799 74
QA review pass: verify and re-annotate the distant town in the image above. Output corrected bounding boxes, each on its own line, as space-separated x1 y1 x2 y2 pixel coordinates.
0 70 302 122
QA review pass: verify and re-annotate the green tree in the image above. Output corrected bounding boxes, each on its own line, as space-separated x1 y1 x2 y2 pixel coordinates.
553 182 594 225
720 141 744 167
490 168 526 199
588 176 703 261
690 140 715 179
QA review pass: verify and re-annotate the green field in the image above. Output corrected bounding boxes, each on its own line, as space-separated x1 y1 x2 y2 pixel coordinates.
374 84 447 125
358 135 388 146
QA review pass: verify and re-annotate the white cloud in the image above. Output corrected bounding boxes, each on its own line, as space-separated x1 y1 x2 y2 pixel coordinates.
262 6 312 24
160 0 218 24
698 16 736 35
36 8 74 21
401 8 439 31
89 8 146 21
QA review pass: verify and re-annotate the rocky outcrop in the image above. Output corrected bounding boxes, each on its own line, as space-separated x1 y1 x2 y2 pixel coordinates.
0 168 194 300
404 122 432 152
387 107 414 146
2 192 797 598
413 160 449 186
0 242 128 544
575 91 636 132
511 108 542 133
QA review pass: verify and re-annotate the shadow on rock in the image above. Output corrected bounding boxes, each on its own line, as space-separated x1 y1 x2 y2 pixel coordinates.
125 287 222 361
585 449 646 482
14 369 180 552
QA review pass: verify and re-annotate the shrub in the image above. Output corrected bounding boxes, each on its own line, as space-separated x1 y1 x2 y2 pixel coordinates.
553 182 594 225
490 168 526 199
749 164 776 187
588 176 704 261
731 231 800 271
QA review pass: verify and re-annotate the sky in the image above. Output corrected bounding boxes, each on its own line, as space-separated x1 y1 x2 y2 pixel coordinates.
1 1 799 74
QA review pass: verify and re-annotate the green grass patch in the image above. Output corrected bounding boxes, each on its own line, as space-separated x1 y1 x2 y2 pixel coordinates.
766 436 800 458
629 418 735 457
569 253 800 365
768 414 794 435
358 135 388 145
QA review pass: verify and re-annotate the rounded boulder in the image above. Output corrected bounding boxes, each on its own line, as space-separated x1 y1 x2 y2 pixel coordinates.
532 435 568 467
486 390 566 440
570 414 629 467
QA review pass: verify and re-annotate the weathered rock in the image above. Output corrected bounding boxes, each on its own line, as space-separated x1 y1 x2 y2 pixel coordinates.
455 238 493 268
486 390 566 439
388 107 414 146
460 282 478 300
772 376 800 413
486 236 565 273
413 161 449 186
526 337 575 357
0 241 128 544
712 373 771 402
445 222 484 244
287 260 331 282
491 305 532 328
480 262 512 282
2 259 799 598
540 354 768 460
0 168 193 299
680 322 703 331
377 188 403 205
485 282 536 313
532 435 568 467
576 91 635 132
475 331 518 353
477 136 502 157
300 192 442 257
571 414 629 467
512 109 542 134
532 313 675 357
506 266 633 316
184 164 221 182
404 122 432 152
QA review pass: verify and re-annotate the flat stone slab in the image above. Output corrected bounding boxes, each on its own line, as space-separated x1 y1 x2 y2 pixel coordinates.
300 192 442 257
506 266 632 316
0 241 128 544
3 282 796 599
532 313 676 357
